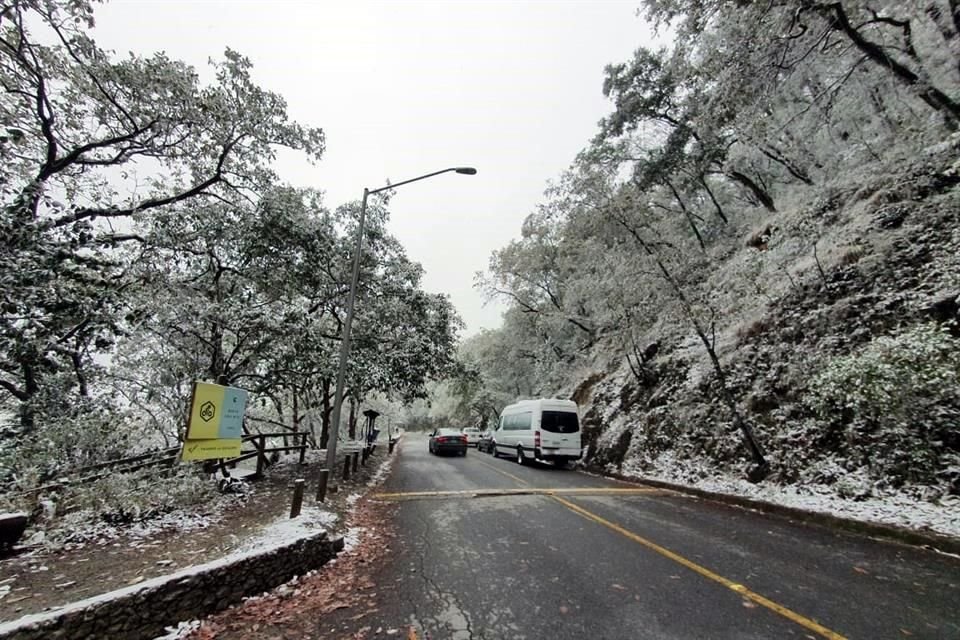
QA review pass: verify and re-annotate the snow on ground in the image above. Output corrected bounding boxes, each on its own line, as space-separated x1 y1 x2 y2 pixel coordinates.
0 502 339 638
152 619 200 640
48 509 226 552
342 526 366 553
233 506 337 555
344 438 398 507
619 453 960 539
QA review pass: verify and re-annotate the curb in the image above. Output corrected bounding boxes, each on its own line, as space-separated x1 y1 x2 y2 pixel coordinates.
597 469 960 556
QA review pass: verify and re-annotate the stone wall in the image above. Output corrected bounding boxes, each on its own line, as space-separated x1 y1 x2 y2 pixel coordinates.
0 530 344 640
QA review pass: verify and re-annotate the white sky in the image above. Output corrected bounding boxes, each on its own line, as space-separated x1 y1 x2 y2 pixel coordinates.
90 0 654 336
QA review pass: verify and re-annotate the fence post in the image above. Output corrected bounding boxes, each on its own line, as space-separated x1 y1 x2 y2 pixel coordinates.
256 434 266 477
316 469 329 502
290 479 305 518
352 451 360 472
342 456 351 481
299 432 307 465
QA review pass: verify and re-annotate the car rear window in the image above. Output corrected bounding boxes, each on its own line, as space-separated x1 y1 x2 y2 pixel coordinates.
541 411 579 434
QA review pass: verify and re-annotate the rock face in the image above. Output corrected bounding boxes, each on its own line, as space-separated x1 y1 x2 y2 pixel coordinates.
0 530 344 640
582 140 960 500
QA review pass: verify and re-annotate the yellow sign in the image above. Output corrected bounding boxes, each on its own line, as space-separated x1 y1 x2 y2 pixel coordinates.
182 381 247 461
186 382 247 440
181 438 243 461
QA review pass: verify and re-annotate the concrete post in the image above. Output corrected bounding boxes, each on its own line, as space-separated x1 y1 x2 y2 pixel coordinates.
290 479 305 518
315 469 329 502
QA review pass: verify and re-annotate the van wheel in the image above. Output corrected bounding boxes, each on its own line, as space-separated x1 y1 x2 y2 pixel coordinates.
516 447 525 466
491 444 500 459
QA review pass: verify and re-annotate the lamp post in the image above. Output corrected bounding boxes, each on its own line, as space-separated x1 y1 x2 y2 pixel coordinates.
319 166 476 498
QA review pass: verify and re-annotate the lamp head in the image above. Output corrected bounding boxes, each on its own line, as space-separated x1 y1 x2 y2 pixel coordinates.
454 167 477 175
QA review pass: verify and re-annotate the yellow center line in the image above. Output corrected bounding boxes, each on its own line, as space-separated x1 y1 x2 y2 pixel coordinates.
551 495 847 640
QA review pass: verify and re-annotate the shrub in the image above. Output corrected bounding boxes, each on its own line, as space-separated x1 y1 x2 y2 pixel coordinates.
68 468 217 524
807 323 960 488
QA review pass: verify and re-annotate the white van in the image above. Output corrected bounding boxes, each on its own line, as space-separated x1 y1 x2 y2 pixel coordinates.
492 399 581 467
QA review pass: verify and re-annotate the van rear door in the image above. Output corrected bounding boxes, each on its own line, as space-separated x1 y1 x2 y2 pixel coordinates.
539 410 579 453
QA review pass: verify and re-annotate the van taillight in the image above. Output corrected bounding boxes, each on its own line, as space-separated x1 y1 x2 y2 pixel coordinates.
535 431 541 448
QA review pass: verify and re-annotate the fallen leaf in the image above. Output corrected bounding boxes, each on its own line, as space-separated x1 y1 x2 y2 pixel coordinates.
611 583 626 591
853 566 869 575
559 605 569 614
742 600 757 609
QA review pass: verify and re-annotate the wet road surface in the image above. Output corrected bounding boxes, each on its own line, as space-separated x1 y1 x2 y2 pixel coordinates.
331 434 960 640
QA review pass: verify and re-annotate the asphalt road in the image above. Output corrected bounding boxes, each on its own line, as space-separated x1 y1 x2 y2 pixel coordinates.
335 434 959 640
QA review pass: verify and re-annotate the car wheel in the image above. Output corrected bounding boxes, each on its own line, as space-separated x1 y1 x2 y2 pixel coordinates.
462 449 467 457
516 447 525 466
491 443 500 458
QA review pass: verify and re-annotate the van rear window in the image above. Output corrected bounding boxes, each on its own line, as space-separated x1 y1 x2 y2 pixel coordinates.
541 411 579 434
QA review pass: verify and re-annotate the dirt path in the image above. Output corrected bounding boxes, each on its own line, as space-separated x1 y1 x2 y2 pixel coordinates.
0 449 387 624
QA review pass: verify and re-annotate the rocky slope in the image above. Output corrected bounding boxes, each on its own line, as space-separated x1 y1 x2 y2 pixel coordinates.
576 136 960 530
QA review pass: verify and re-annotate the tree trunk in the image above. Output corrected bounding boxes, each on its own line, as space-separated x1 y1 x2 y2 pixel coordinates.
613 206 770 477
728 171 777 211
320 378 331 449
348 395 357 439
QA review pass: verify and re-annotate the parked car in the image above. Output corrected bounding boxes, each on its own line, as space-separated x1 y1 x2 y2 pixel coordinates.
429 428 468 456
477 430 495 453
492 398 581 467
462 427 481 447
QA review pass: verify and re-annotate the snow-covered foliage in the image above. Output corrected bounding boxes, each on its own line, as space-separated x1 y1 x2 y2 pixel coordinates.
453 1 960 517
806 323 960 489
0 467 221 549
0 0 463 505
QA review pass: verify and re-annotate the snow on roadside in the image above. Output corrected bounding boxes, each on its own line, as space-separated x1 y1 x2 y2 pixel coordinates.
344 441 397 507
619 453 960 539
342 526 366 552
233 506 337 555
153 619 199 640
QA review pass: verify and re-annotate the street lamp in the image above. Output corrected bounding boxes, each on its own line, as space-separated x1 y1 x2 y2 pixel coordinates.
318 166 476 498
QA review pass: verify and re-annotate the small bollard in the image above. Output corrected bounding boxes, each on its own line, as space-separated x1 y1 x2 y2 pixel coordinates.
290 479 305 518
352 451 360 473
389 439 396 454
316 469 329 502
361 447 368 466
342 457 351 481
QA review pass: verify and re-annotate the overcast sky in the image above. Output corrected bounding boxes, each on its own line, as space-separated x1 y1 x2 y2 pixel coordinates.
90 0 654 337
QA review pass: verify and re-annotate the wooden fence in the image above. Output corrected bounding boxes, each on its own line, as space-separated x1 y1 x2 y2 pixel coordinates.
4 431 310 499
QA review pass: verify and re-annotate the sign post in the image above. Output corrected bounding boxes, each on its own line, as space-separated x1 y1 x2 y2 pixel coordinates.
181 381 247 461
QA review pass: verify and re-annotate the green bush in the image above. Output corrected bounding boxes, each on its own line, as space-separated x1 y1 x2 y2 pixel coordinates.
807 323 960 489
69 468 216 524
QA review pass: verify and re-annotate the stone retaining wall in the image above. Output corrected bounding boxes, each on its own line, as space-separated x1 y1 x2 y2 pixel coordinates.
0 530 344 640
